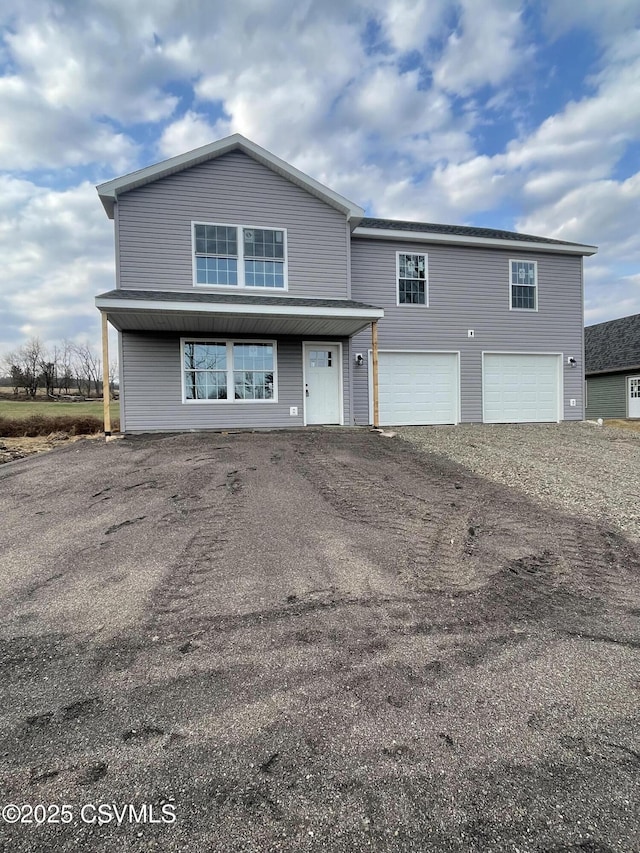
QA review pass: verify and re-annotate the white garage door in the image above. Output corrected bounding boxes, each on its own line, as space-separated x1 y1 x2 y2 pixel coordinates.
375 352 458 426
483 353 561 423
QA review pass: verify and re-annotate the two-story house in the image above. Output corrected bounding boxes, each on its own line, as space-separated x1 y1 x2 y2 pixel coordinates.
95 134 597 432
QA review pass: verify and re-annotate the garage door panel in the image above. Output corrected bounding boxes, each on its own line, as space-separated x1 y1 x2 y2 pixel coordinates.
483 354 560 423
377 352 458 426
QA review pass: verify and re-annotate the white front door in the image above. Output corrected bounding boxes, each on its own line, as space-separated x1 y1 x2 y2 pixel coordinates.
304 343 341 424
629 377 640 418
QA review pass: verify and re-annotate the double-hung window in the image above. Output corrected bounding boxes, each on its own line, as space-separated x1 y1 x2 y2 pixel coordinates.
397 253 428 305
193 223 286 289
510 260 537 311
182 340 276 402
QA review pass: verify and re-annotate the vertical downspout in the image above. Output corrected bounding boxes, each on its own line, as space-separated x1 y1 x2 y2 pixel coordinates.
372 320 380 428
101 311 111 437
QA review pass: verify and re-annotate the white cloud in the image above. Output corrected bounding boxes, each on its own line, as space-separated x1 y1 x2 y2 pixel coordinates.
429 28 640 216
432 0 528 95
372 0 451 53
0 180 114 353
519 173 640 329
543 0 640 44
0 0 201 171
157 111 226 159
0 75 138 171
5 4 181 123
517 173 640 250
0 0 639 351
342 65 453 136
584 272 640 325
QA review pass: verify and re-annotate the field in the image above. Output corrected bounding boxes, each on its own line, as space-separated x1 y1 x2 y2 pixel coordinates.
0 398 119 420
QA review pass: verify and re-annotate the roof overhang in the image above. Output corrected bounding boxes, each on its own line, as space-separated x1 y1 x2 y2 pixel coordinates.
586 365 640 377
95 291 383 338
97 134 365 224
352 226 598 256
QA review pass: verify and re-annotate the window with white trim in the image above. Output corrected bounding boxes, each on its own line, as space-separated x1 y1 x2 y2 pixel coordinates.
183 340 276 402
397 253 428 305
193 223 286 289
510 260 537 310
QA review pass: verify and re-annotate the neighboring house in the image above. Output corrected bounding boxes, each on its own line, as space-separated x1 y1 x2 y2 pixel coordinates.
585 314 640 419
95 134 597 432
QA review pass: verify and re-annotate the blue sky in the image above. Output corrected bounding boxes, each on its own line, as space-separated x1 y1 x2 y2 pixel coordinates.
1 0 639 355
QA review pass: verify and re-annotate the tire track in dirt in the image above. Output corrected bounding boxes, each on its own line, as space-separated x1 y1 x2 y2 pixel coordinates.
291 432 640 634
291 434 487 593
150 466 249 635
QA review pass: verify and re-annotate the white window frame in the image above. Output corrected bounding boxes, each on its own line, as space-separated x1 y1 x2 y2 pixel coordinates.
396 252 429 307
509 259 538 312
180 338 278 404
192 222 288 291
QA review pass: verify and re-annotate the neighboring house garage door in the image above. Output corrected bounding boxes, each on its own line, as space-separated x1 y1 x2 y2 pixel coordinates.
375 351 459 426
483 353 561 423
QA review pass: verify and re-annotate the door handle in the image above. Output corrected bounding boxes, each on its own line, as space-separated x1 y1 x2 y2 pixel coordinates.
305 384 309 397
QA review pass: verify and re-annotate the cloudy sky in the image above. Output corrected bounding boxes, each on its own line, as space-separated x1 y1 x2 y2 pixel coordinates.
1 0 639 355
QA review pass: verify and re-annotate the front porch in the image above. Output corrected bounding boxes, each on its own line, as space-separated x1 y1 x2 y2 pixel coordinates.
95 290 384 433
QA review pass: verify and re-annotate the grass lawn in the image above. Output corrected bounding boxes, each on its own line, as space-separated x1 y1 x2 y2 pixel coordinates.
605 418 640 433
0 399 119 420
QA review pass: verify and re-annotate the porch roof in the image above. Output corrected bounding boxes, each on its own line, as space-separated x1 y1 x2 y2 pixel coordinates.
95 289 384 337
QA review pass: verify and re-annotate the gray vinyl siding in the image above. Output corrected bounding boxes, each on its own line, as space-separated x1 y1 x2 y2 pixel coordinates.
117 331 126 432
585 373 627 419
350 239 584 424
121 332 350 432
116 151 349 299
114 202 121 288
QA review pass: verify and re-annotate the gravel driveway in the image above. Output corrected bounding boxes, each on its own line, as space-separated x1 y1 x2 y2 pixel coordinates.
0 429 638 853
400 422 640 541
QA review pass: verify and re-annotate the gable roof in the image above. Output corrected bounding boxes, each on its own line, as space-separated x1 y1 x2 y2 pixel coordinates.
96 134 365 222
96 134 596 256
585 313 640 375
354 217 597 256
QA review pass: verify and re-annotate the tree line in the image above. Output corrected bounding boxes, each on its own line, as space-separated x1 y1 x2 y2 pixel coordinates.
1 337 118 399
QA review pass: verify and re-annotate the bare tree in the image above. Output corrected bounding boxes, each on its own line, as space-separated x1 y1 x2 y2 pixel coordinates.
1 338 109 399
108 359 118 398
9 364 24 396
59 340 75 394
72 343 101 398
48 344 64 395
3 338 43 398
39 345 60 397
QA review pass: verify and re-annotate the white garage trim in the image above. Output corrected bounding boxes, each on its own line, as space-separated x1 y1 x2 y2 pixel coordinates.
368 350 460 426
482 351 563 424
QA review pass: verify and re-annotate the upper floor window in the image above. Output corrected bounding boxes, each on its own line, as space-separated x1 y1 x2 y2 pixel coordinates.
397 253 428 305
510 260 537 311
193 223 287 289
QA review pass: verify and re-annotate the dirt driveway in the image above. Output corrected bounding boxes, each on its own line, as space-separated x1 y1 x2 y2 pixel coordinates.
0 430 638 852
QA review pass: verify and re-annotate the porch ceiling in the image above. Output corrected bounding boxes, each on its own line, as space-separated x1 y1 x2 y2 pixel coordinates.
96 290 384 337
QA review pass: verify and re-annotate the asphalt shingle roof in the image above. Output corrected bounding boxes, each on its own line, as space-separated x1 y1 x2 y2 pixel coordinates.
359 217 587 247
96 289 381 311
585 313 640 374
